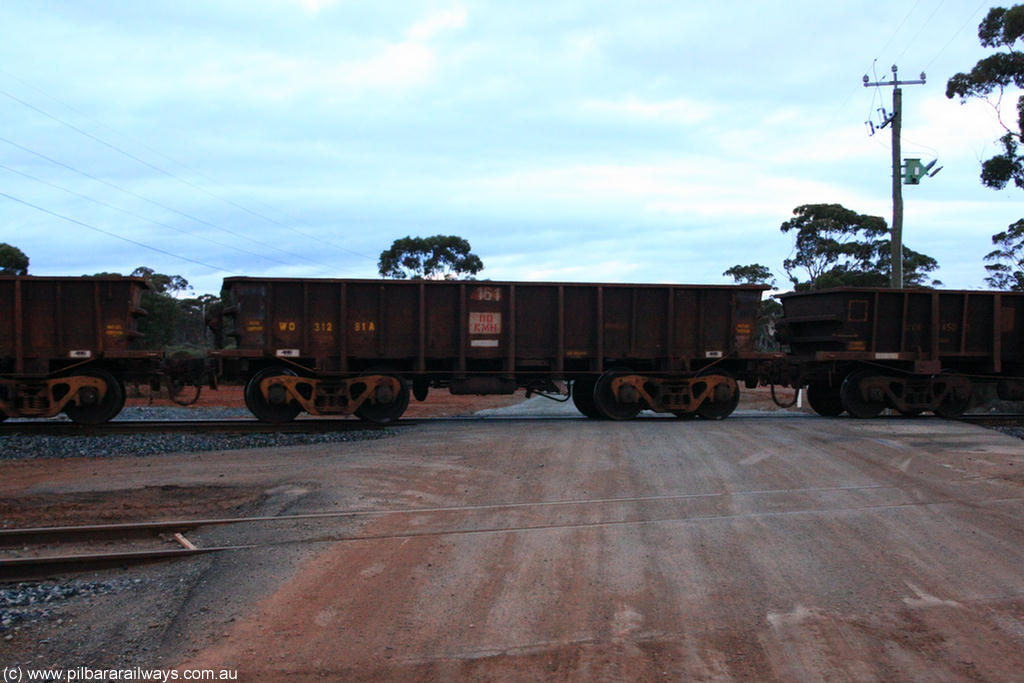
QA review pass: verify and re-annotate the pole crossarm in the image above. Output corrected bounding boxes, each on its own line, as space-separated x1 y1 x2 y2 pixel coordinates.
863 63 926 89
863 78 926 88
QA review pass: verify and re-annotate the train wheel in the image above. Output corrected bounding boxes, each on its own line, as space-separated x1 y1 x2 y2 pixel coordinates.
593 369 643 420
806 382 844 416
245 367 302 423
63 368 126 425
0 409 7 422
933 373 971 419
671 410 698 420
571 378 601 418
355 371 410 424
840 370 885 419
696 370 740 420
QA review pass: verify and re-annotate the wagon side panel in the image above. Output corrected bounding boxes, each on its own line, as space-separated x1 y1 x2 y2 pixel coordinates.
514 284 557 362
345 282 382 360
379 282 418 360
563 286 598 369
998 292 1024 372
424 283 459 360
0 279 14 370
465 282 506 361
305 280 342 370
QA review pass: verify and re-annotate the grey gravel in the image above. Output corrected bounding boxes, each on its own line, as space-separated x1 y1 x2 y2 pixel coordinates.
1 578 140 632
0 428 395 460
995 426 1024 440
116 406 254 421
7 405 253 422
1 406 397 459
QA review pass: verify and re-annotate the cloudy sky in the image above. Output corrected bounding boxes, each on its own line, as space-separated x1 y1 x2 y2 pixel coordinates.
1 0 1021 295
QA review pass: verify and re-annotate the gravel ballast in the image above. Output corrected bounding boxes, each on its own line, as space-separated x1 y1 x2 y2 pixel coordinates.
0 429 396 460
1 579 141 634
1 406 397 460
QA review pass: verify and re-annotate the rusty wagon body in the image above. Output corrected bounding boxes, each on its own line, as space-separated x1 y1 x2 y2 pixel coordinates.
0 275 161 423
211 277 772 422
778 287 1024 417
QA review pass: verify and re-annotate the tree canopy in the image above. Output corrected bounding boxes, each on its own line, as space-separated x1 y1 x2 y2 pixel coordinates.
0 243 29 275
130 266 190 295
86 267 213 352
378 235 483 280
779 203 939 290
128 267 193 350
722 263 781 351
947 5 1024 191
947 5 1024 290
984 219 1024 290
722 263 775 287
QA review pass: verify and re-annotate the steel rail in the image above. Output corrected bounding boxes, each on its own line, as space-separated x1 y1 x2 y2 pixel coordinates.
1 409 1020 440
0 483 881 547
0 483 902 580
0 418 402 436
0 413 814 435
957 413 1024 427
3 467 1019 581
0 545 251 582
2 411 1017 436
0 515 258 581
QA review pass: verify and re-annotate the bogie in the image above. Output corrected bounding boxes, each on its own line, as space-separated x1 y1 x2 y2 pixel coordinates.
244 367 303 424
63 368 126 425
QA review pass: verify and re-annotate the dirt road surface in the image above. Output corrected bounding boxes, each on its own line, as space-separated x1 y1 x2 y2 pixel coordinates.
4 401 1024 681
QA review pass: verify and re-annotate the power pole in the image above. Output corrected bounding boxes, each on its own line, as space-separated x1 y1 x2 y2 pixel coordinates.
863 65 926 288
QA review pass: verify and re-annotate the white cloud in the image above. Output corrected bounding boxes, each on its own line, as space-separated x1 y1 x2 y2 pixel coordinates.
583 96 714 125
908 94 1015 162
183 9 471 100
521 260 641 282
186 40 438 100
472 160 877 221
343 41 437 90
563 32 599 62
0 1 1016 291
292 0 339 14
407 8 467 41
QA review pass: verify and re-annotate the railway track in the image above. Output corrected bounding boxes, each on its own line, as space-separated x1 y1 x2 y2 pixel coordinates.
0 411 1019 436
957 413 1024 427
3 486 875 580
0 413 786 435
0 418 402 436
0 519 251 582
6 468 1022 582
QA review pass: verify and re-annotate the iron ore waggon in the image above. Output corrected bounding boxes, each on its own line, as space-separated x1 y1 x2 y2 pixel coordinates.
211 277 771 423
778 287 1024 418
0 275 161 424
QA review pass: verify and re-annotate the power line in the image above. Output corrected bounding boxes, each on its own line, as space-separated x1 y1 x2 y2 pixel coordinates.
894 0 947 66
923 1 990 73
0 76 376 262
0 133 331 268
0 162 292 268
0 190 229 272
875 0 926 60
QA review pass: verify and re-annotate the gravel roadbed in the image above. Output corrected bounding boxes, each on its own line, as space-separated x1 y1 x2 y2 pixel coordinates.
1 406 396 459
0 429 395 460
2 579 141 635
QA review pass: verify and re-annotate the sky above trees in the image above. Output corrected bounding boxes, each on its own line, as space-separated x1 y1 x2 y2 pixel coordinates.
1 1 1023 294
